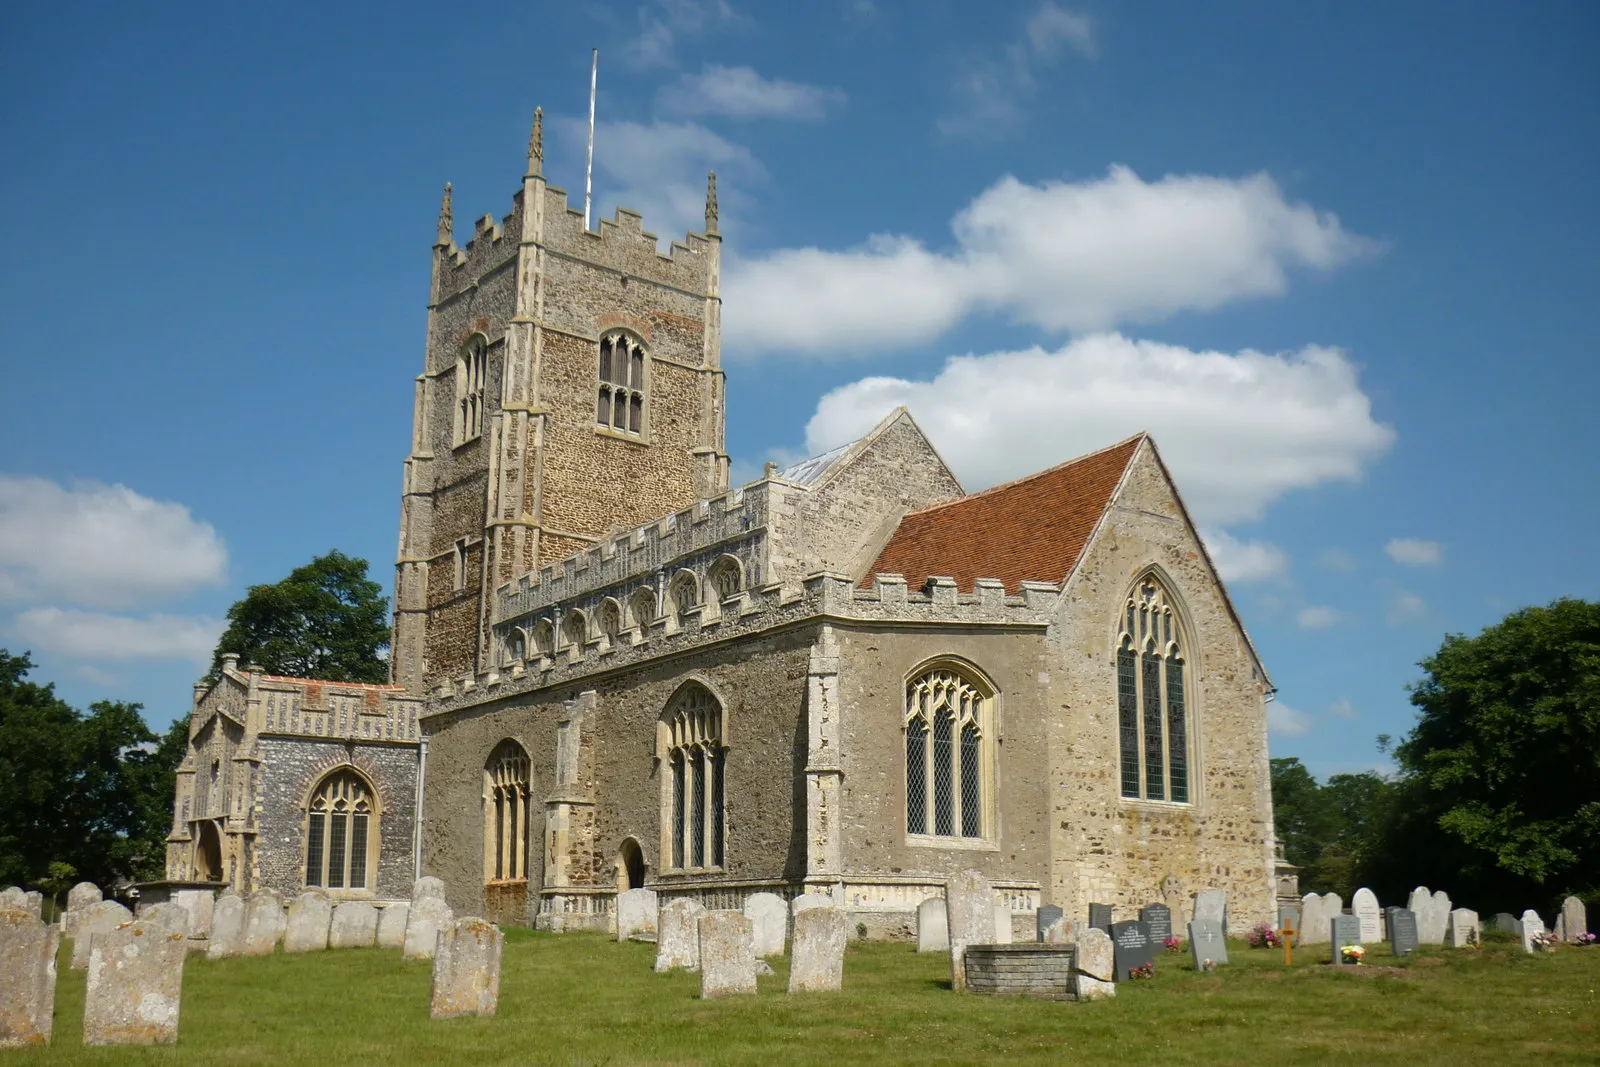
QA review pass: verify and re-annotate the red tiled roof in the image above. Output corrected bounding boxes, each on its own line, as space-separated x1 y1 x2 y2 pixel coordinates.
864 434 1144 594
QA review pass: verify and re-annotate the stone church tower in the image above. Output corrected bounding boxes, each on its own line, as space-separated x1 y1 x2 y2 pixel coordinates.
390 111 730 693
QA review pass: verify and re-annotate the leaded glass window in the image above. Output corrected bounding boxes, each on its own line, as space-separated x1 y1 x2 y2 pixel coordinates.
1116 576 1191 803
905 665 993 840
485 741 531 883
305 769 375 891
663 685 725 870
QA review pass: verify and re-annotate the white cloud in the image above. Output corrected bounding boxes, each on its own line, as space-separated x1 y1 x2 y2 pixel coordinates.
658 65 845 121
622 0 740 68
1318 547 1359 572
1385 538 1442 566
724 167 1376 358
939 4 1094 136
11 607 223 663
1296 605 1343 629
1267 701 1312 737
1026 3 1095 58
1388 591 1428 625
1201 529 1288 584
1328 698 1356 719
0 475 227 609
803 333 1396 525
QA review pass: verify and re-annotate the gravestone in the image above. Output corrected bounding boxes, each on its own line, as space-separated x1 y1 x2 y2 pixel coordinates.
1559 896 1586 941
1330 914 1362 964
788 906 848 993
1161 876 1186 923
1109 920 1155 980
330 902 378 948
1041 915 1080 945
1422 890 1451 943
1277 905 1300 934
0 908 59 1048
412 876 447 905
1088 903 1113 933
141 903 188 939
1352 888 1382 942
83 920 186 1046
169 889 213 942
1073 927 1116 1001
1299 892 1331 945
284 890 333 953
21 891 43 920
992 900 1014 944
916 897 949 952
1387 908 1418 957
1139 903 1173 944
1492 912 1521 937
71 900 132 969
1447 908 1479 948
945 870 994 993
790 893 833 918
654 899 706 972
376 903 409 948
429 917 502 1019
1188 919 1228 968
0 887 24 911
1521 909 1545 953
697 911 757 998
615 888 658 942
241 890 285 956
743 893 788 957
1192 888 1227 934
65 882 102 936
206 892 245 960
1036 905 1064 943
403 896 454 961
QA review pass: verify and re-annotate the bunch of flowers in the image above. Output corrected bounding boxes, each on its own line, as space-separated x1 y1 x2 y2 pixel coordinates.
1340 944 1365 965
1574 932 1598 946
1532 930 1557 951
1129 962 1155 980
1163 936 1182 953
1245 922 1281 949
1199 958 1217 972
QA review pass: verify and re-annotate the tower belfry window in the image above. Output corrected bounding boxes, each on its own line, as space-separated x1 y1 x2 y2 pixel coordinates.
597 332 646 435
455 339 487 446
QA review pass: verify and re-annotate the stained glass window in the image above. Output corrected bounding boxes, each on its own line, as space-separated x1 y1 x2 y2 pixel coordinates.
665 685 725 870
1116 577 1191 804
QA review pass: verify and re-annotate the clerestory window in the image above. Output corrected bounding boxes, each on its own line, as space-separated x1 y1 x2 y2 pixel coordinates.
455 338 487 446
485 741 531 883
1117 576 1190 803
663 685 725 871
597 331 646 435
905 664 993 841
305 769 376 891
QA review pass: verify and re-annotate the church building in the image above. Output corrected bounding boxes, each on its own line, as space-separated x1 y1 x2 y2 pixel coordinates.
167 112 1280 935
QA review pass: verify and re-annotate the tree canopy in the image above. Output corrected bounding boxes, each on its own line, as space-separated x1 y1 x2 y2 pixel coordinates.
210 550 390 683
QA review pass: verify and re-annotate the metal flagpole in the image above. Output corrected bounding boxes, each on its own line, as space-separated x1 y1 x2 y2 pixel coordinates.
584 48 598 231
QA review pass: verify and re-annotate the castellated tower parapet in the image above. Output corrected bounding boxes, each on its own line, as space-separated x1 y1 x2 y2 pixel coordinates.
391 112 728 694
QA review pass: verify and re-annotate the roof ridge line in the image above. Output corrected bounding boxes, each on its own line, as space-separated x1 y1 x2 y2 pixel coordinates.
900 431 1148 518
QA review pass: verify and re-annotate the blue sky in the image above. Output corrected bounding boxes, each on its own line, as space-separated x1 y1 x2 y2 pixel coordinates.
1 1 1595 779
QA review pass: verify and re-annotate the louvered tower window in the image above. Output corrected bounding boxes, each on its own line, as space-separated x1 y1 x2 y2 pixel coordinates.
597 331 646 434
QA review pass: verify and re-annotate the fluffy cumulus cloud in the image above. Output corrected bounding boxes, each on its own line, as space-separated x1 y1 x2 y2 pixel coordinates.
940 3 1094 136
1201 529 1288 584
803 333 1396 525
1267 701 1312 737
621 0 740 68
724 167 1376 358
10 607 223 664
657 65 845 120
0 475 227 608
1296 605 1343 629
1385 538 1443 566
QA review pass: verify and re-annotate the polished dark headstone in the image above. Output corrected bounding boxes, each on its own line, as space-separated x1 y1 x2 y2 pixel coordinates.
1109 920 1155 981
1139 903 1172 944
1035 905 1063 943
1387 908 1418 957
1330 914 1363 964
1088 903 1113 933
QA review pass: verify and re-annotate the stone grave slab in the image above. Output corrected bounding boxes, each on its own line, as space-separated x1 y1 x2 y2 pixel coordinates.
1073 927 1116 1001
330 902 378 948
916 897 948 952
403 897 454 961
615 888 658 942
1447 908 1479 948
945 870 993 993
284 891 332 953
1139 903 1173 944
1492 912 1521 936
1352 888 1382 942
71 900 132 969
1188 919 1228 968
1088 903 1113 933
83 920 186 1046
376 903 409 948
1521 909 1545 953
964 944 1078 999
241 890 285 957
698 911 757 998
1387 907 1418 957
788 906 848 993
430 917 503 1019
206 893 245 960
743 893 787 957
1109 920 1155 980
0 909 59 1048
654 899 706 972
65 883 102 937
1192 888 1227 933
1330 914 1362 964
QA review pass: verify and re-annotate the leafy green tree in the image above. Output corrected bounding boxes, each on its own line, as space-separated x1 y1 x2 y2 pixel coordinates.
1271 757 1394 897
210 550 390 683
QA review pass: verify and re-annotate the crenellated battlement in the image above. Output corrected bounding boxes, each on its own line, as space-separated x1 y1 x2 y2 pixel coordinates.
538 184 717 295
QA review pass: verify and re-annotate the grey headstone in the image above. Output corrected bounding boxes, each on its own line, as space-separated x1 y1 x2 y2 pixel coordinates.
1042 915 1080 945
140 903 187 940
241 890 285 956
788 906 848 993
1387 908 1418 957
1188 919 1228 967
170 889 213 940
206 892 245 960
1192 888 1227 934
0 887 24 912
1035 905 1064 943
697 911 757 998
83 920 185 1046
65 883 102 936
1330 914 1362 964
1492 912 1521 936
1520 909 1545 953
790 893 833 918
0 908 59 1048
992 899 1014 944
1298 893 1330 944
945 870 993 993
411 876 447 905
615 888 658 942
1110 920 1155 980
403 896 453 961
1447 908 1479 948
1277 905 1300 934
376 903 409 948
21 891 43 921
1352 888 1382 942
1073 927 1116 1000
654 899 706 972
429 917 502 1019
743 893 787 957
284 891 332 953
71 900 132 969
1139 903 1173 944
1560 896 1587 940
1421 889 1451 944
1088 902 1113 933
916 897 949 952
329 902 378 948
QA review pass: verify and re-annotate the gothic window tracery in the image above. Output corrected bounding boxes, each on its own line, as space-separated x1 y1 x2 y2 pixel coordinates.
663 686 725 870
670 573 699 627
1117 576 1190 803
905 663 993 840
485 741 531 883
599 599 623 643
709 556 742 601
305 769 376 891
597 331 646 435
455 337 487 446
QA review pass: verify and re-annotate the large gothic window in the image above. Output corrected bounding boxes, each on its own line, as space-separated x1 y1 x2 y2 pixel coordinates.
305 769 376 891
905 664 993 840
454 337 487 446
663 685 725 870
485 741 531 883
597 331 646 435
1118 575 1190 803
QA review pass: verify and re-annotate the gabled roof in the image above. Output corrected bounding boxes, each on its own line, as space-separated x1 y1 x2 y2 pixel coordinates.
775 406 962 495
864 434 1144 594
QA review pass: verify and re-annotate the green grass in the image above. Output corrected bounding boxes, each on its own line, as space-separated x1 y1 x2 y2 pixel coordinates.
19 929 1599 1065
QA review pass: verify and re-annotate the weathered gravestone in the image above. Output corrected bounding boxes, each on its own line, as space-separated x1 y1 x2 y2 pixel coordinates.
615 888 658 942
65 882 102 936
403 897 454 961
1557 896 1586 941
743 893 788 957
1493 912 1521 936
1087 903 1113 934
429 917 502 1019
1447 908 1479 948
83 920 186 1046
698 911 758 998
916 897 949 952
376 903 409 948
1330 914 1362 964
654 899 706 972
1424 890 1451 943
1352 888 1382 943
241 890 285 957
329 902 378 948
0 887 24 911
284 890 333 953
1521 910 1546 953
1073 927 1116 1000
0 909 59 1048
945 870 993 993
140 904 188 944
1041 915 1080 945
1109 920 1155 980
1299 892 1340 945
22 891 43 920
992 900 1014 944
1188 919 1228 968
788 906 848 993
1192 888 1227 934
206 893 245 960
790 893 833 919
1139 903 1173 944
71 900 132 969
1036 905 1064 943
1387 908 1418 957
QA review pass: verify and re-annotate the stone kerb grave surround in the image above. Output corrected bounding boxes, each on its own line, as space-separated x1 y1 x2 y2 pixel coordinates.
1 909 59 1048
284 891 333 953
1556 896 1586 940
1330 914 1363 965
788 906 848 993
1352 888 1382 943
1109 920 1155 981
1035 905 1063 943
963 945 1078 1000
1387 908 1418 957
331 902 379 948
1139 904 1173 945
430 918 503 1019
207 893 246 960
1192 889 1227 934
377 903 410 948
242 891 286 957
655 899 706 972
83 920 186 1046
65 882 102 935
917 898 948 952
1298 892 1340 945
71 900 132 970
1188 920 1228 969
1087 903 1112 934
1073 927 1116 1001
945 870 993 994
1447 908 1479 948
743 893 787 957
698 911 758 998
1521 910 1546 953
616 888 658 942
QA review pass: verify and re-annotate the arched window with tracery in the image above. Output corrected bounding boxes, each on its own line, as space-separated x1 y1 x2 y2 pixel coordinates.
709 556 742 601
670 573 699 627
597 331 646 434
631 588 657 630
455 337 487 446
563 611 588 651
1117 575 1190 803
599 599 623 643
531 619 555 657
305 769 376 891
485 741 531 883
905 664 993 840
663 685 725 870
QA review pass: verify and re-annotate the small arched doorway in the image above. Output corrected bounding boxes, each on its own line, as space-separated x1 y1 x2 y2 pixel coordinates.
195 821 223 882
617 838 646 891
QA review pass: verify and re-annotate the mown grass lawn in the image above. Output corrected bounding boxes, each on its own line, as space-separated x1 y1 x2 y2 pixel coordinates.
18 929 1598 1065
